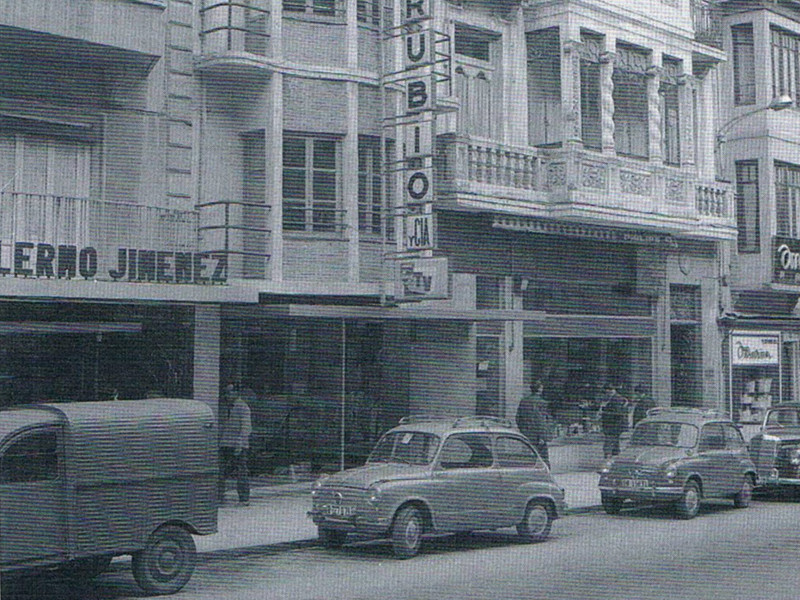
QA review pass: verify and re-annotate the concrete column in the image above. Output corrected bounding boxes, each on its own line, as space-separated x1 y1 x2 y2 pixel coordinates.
678 58 696 168
647 62 663 164
344 81 360 282
193 304 221 417
652 288 672 407
560 29 583 148
267 72 284 281
599 41 616 155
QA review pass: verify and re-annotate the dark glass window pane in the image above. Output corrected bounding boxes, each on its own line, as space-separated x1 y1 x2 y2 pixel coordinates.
283 137 306 167
313 139 337 169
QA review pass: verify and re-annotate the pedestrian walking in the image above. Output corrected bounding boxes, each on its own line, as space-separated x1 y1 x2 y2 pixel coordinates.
219 384 253 505
632 385 656 425
516 380 552 467
600 383 628 458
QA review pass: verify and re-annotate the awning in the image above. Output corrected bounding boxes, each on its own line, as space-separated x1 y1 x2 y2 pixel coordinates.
0 322 142 335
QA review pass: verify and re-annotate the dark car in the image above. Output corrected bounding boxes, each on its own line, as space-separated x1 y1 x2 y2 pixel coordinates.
598 407 757 519
307 415 566 558
749 402 800 488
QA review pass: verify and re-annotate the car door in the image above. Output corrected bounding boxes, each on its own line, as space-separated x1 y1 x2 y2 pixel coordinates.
696 423 727 498
430 433 498 531
0 426 68 567
493 435 549 527
722 423 751 494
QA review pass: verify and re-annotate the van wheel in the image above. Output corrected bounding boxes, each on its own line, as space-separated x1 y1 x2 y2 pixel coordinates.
132 525 196 595
517 500 553 543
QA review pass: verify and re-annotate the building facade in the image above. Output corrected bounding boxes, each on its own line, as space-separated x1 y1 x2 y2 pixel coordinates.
0 0 736 474
718 0 800 439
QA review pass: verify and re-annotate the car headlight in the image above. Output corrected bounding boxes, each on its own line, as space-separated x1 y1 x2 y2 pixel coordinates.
598 459 614 474
790 448 800 466
664 462 678 479
368 484 382 504
311 475 329 496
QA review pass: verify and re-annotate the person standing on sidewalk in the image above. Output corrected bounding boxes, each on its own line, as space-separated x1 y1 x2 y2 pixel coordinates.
516 380 552 467
600 383 627 458
219 384 253 505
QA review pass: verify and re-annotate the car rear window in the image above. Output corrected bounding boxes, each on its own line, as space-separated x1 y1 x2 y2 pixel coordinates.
630 421 698 448
367 431 440 465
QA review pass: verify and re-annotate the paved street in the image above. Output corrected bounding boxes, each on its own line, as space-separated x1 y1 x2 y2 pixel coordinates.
6 496 800 600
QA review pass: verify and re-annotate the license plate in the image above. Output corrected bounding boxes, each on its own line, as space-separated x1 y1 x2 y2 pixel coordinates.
324 504 355 518
620 478 649 489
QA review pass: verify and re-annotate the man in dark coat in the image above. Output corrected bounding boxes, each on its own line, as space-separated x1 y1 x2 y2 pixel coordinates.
516 380 551 467
600 383 628 458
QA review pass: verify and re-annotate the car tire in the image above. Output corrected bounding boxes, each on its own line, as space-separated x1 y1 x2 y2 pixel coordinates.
733 476 754 509
675 481 701 519
516 500 553 543
391 506 424 559
319 527 347 548
131 525 196 595
601 493 623 515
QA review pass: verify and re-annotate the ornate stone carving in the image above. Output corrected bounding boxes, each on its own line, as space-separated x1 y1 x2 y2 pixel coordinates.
546 162 567 188
665 177 685 203
620 170 651 195
601 54 616 151
581 162 607 190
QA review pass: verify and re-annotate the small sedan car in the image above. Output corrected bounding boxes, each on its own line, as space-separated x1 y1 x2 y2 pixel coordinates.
749 402 800 488
598 408 757 519
307 416 566 558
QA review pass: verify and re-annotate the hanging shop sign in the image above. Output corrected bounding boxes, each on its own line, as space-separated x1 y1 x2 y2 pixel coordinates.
730 332 780 366
774 236 800 285
0 241 227 284
396 256 448 301
404 208 434 251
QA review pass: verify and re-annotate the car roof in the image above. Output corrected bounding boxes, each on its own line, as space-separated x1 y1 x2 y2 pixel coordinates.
642 407 732 425
767 403 800 410
386 415 520 437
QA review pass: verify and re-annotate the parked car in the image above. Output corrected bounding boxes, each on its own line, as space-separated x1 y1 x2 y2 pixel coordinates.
598 407 757 519
307 415 566 558
749 402 800 488
0 399 218 595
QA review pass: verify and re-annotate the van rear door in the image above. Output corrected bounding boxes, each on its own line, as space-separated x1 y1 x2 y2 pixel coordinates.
0 426 68 567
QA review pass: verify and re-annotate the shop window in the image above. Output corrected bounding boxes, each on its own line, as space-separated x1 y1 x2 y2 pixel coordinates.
358 136 394 237
454 25 499 139
732 23 756 106
614 44 650 159
771 25 800 104
660 58 681 166
527 28 562 147
282 134 341 233
579 33 602 150
735 160 760 253
0 430 59 484
775 161 800 238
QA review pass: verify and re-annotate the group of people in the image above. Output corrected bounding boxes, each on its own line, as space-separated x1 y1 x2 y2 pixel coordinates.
516 381 656 465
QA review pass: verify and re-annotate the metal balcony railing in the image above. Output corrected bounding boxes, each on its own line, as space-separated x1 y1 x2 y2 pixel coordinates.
197 199 270 279
200 0 271 56
691 0 723 49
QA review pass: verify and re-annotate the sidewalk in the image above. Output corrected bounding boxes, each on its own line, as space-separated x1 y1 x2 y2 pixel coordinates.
194 470 601 555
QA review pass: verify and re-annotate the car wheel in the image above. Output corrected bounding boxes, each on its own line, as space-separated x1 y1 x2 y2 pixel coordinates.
601 492 623 515
319 527 347 548
56 555 113 581
675 481 701 519
131 525 196 595
516 500 553 543
391 506 424 559
733 476 754 509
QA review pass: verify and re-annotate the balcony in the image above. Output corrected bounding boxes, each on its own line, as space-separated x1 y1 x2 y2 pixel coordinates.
691 0 723 49
0 0 165 59
435 135 736 240
0 192 198 282
198 0 273 74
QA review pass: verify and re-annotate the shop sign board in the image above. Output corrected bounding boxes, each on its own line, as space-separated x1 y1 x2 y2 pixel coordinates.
730 332 780 366
774 236 800 285
404 208 434 251
396 256 448 301
0 240 227 284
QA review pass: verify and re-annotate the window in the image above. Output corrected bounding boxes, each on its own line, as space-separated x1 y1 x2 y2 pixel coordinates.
698 423 726 452
357 0 380 25
495 436 541 468
776 161 800 238
771 26 800 104
527 28 562 147
358 136 394 236
283 134 340 232
735 160 760 253
241 130 268 276
283 0 338 16
614 45 650 159
661 59 681 166
0 430 59 484
580 33 603 150
723 424 746 450
438 434 494 469
732 23 755 105
454 25 498 138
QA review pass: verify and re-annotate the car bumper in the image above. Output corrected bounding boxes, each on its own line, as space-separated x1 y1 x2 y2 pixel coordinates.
598 485 684 502
307 510 391 537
